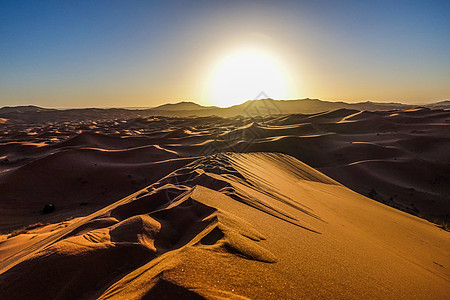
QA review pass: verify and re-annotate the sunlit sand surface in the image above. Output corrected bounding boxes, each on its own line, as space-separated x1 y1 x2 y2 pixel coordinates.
0 106 449 299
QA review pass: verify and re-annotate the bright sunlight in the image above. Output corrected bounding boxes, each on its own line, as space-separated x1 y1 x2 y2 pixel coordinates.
206 46 291 107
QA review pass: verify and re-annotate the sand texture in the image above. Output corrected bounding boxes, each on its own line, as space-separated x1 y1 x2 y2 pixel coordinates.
0 107 449 299
1 107 448 230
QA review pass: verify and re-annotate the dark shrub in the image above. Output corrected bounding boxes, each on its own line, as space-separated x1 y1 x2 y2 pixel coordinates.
42 203 56 214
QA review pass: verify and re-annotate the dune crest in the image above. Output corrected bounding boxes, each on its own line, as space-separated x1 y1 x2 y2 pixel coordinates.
0 152 448 299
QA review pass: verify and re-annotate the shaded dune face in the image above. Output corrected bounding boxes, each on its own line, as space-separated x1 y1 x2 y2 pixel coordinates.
0 153 449 299
0 133 195 232
1 153 311 299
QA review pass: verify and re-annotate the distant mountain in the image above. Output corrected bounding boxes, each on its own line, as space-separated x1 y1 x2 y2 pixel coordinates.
152 101 217 111
424 100 450 109
145 98 418 117
1 99 449 123
0 105 54 114
228 98 413 116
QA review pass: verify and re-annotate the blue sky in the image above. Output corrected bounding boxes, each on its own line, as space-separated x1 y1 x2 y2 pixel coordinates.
1 0 449 107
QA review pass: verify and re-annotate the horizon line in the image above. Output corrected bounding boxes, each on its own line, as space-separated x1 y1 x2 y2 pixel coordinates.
1 97 449 110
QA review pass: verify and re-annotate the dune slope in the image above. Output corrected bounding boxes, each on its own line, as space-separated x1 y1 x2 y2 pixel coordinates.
0 152 448 299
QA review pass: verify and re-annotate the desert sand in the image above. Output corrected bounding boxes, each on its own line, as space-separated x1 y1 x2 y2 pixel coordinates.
0 105 449 299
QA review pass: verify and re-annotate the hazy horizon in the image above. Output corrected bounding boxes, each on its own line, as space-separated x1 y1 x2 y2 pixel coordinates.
2 96 450 110
1 1 449 108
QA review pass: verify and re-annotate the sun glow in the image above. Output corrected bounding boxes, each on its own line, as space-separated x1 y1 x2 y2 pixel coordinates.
206 46 291 107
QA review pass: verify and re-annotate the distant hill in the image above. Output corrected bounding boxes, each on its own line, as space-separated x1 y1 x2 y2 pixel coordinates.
227 98 413 116
1 99 449 123
424 100 450 109
0 105 54 114
144 98 430 117
152 101 217 111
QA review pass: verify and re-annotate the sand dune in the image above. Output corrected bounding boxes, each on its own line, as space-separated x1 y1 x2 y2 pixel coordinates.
0 153 448 299
0 130 195 232
0 106 449 298
1 108 449 230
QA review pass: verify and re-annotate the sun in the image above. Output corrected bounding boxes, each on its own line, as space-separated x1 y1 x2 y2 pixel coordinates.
206 46 291 107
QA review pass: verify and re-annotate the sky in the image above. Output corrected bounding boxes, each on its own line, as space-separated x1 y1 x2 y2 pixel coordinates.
1 0 449 108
